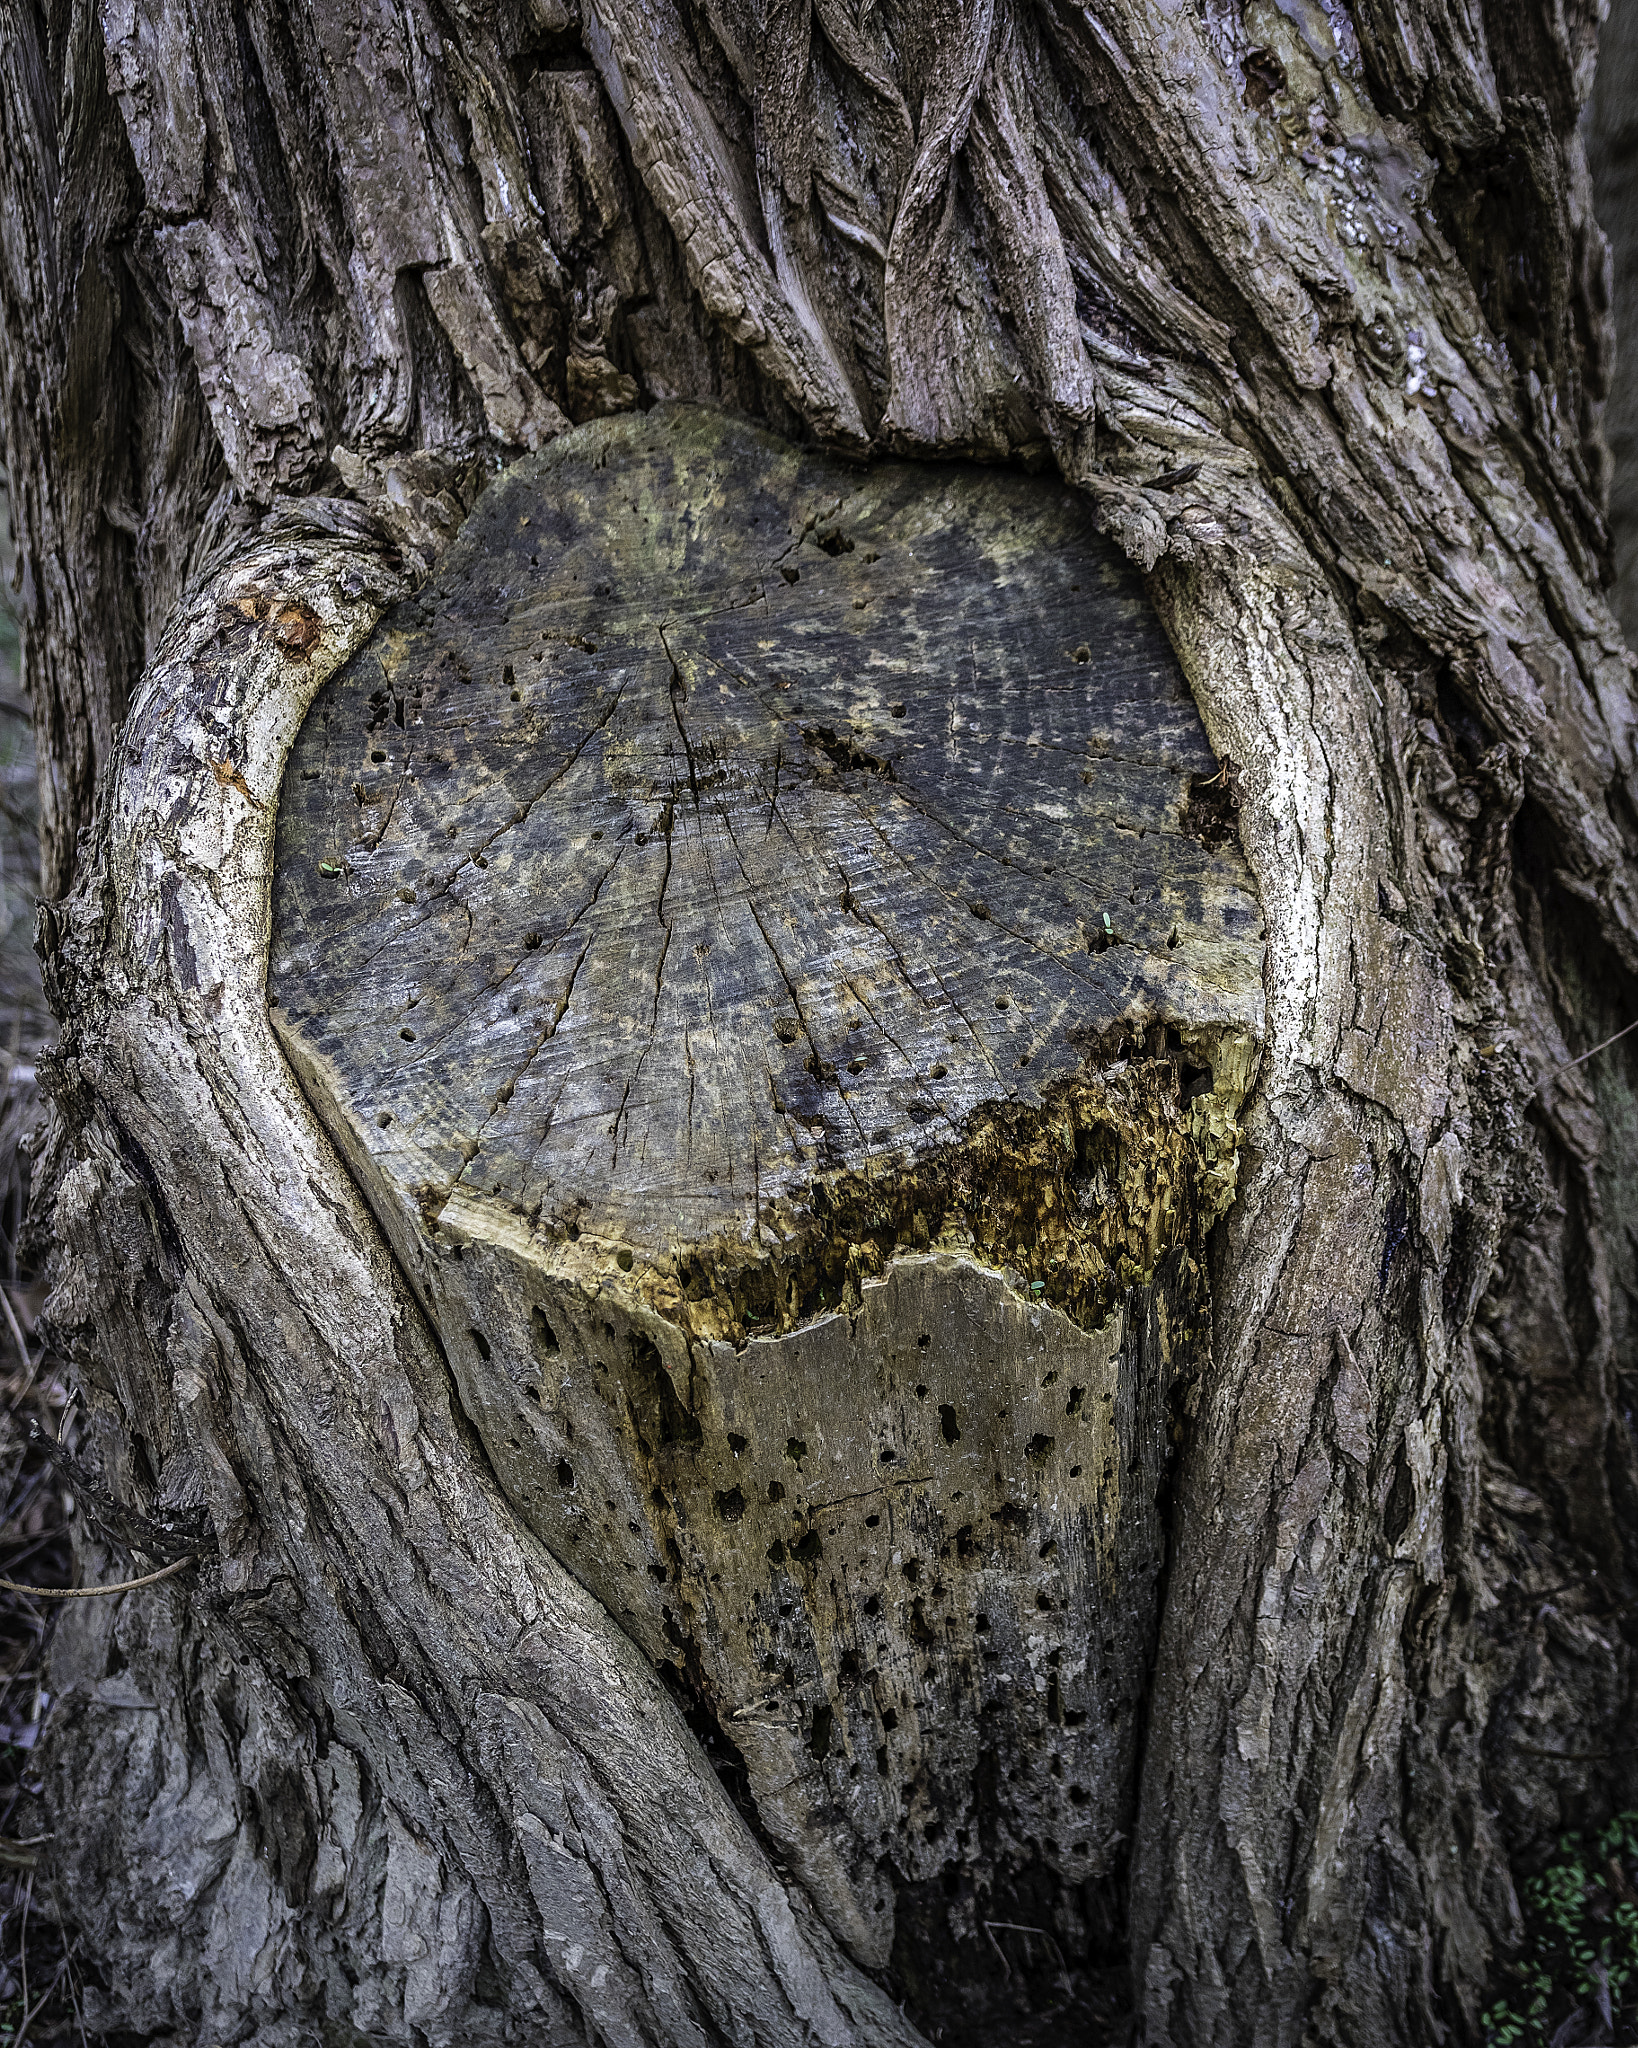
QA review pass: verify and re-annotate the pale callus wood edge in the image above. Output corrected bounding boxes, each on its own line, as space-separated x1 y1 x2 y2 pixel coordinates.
47 517 928 2048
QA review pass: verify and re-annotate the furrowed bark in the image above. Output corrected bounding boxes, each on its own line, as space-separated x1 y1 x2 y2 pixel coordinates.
1592 0 1638 653
0 0 1634 2041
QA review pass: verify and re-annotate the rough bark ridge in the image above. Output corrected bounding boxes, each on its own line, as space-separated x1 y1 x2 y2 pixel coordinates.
0 0 1633 2042
264 402 1265 2016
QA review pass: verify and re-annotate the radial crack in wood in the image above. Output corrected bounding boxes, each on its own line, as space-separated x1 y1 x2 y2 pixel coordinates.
268 404 1263 1982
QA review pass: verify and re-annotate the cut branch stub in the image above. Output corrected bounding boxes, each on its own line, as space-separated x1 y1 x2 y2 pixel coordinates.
269 405 1263 1976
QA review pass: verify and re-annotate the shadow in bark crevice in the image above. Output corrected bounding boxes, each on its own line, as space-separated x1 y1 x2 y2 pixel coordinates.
885 1846 1132 2047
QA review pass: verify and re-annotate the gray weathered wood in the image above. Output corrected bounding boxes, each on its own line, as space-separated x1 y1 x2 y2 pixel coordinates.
266 404 1261 1975
271 405 1260 1264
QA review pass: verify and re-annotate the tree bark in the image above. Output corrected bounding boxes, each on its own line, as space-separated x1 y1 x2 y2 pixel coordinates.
1 0 1635 2043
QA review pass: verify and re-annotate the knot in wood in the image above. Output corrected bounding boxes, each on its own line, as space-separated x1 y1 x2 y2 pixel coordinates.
267 405 1263 1971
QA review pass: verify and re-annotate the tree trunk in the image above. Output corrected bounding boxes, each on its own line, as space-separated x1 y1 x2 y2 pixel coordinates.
2 1 1635 2043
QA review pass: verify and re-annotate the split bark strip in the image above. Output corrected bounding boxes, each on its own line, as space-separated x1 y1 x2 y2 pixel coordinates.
0 1555 194 1600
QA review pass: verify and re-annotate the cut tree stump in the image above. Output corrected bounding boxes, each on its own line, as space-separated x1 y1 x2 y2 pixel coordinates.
269 405 1263 1978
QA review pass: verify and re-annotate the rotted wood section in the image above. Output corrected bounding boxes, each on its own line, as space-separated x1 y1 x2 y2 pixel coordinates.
268 406 1263 1993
